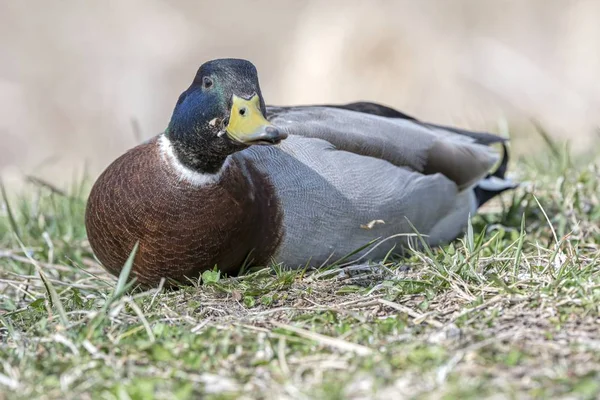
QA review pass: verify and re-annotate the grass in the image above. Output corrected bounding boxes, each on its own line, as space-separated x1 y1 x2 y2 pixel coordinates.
1 143 600 399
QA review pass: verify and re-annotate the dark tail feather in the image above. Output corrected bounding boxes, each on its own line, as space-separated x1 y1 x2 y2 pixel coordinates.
492 142 510 179
474 143 517 207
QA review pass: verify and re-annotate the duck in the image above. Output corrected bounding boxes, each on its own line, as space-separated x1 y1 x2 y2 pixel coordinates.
85 58 516 287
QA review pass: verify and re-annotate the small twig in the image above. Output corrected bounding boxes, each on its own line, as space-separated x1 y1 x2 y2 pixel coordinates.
25 175 68 197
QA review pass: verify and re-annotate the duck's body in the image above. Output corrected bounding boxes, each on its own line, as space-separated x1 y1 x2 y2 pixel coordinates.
253 105 501 265
85 59 515 286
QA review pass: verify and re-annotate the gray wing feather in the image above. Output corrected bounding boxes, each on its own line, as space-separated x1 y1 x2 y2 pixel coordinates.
268 107 500 190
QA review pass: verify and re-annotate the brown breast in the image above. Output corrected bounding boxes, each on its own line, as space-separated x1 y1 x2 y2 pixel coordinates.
85 137 283 287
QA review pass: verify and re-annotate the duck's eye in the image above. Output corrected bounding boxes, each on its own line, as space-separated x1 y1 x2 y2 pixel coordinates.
239 107 247 117
202 77 213 89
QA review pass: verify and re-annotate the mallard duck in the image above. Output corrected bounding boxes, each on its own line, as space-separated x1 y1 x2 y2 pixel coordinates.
85 58 515 287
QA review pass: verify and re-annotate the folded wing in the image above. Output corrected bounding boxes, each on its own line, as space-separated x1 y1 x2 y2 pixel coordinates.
267 104 503 190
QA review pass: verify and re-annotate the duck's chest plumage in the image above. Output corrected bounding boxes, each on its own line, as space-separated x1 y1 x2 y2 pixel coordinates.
85 137 283 286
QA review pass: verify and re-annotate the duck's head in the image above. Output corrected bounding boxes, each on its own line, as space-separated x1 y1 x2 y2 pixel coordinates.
166 58 287 173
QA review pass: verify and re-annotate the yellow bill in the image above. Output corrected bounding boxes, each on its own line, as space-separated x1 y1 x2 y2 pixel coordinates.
226 94 287 145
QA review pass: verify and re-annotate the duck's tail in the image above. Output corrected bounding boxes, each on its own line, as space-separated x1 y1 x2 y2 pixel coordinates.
473 142 517 207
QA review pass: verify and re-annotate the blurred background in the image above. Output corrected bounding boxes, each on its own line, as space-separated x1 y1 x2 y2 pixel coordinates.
1 0 599 186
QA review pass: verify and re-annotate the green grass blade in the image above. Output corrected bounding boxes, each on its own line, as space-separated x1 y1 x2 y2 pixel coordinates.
111 242 139 301
38 268 69 327
512 213 526 283
0 180 22 241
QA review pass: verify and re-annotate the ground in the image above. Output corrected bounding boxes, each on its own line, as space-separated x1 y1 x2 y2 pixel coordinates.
1 143 600 400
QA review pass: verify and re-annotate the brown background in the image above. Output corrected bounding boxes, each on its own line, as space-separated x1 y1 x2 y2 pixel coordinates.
1 0 599 186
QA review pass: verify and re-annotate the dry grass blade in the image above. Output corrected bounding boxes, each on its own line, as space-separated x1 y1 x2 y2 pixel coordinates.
271 321 373 356
378 299 444 328
125 298 155 343
533 195 558 246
